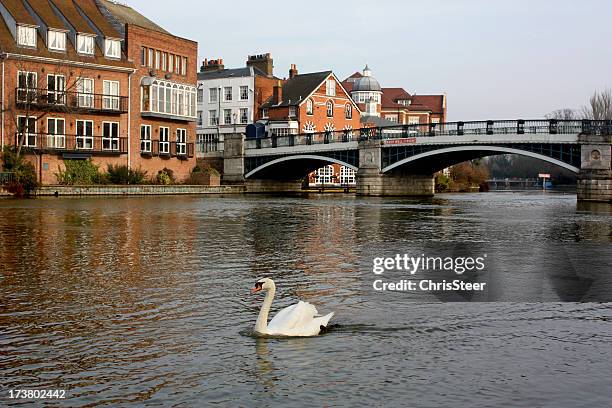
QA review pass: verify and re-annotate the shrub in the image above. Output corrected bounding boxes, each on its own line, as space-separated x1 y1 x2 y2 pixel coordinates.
187 164 221 185
56 159 103 185
2 147 39 197
107 165 147 185
156 167 175 185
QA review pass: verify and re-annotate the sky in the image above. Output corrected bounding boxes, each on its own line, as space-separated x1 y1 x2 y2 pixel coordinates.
123 0 612 121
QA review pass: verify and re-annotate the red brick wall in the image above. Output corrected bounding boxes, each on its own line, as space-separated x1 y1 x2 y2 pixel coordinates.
125 25 198 182
254 76 276 122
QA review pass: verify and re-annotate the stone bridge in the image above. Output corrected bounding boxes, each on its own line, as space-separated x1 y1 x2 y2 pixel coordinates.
221 120 612 202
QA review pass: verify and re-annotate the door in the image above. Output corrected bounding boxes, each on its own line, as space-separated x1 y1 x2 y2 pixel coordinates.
47 118 65 149
103 80 120 110
102 122 119 150
47 75 65 105
76 120 93 149
77 78 94 108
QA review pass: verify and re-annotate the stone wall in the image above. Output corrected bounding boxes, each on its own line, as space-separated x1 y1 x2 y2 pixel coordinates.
35 184 244 196
245 179 303 193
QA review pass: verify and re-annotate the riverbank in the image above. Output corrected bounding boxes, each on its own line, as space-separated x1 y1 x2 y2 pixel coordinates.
28 184 245 196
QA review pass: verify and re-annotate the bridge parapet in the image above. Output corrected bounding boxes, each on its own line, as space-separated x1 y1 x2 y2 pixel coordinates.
577 134 612 202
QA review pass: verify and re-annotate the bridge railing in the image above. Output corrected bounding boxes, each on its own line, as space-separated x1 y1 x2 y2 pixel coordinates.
244 119 612 149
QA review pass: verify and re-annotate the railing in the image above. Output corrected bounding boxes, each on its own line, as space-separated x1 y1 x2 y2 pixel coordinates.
15 133 128 154
141 141 195 159
245 119 612 149
0 172 14 185
196 140 224 154
15 88 129 114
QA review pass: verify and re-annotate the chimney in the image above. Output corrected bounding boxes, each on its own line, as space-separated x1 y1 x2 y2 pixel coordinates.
273 80 282 105
289 63 298 79
246 52 273 77
200 58 224 72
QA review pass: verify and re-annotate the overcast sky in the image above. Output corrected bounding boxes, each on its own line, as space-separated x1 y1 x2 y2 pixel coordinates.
125 0 611 120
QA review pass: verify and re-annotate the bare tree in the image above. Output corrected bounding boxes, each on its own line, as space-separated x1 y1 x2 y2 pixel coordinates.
580 89 612 120
545 108 577 120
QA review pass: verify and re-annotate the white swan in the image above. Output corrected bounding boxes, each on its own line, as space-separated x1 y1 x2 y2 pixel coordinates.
250 278 334 337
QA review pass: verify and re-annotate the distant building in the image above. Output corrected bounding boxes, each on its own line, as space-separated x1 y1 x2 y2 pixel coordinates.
196 53 277 156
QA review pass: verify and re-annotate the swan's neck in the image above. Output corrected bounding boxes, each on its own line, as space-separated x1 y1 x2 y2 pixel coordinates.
255 286 276 333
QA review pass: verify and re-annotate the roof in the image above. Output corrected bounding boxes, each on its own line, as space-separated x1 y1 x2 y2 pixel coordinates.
361 115 398 127
352 75 381 92
262 70 332 108
75 0 122 38
24 0 67 31
0 0 38 26
96 0 168 35
197 66 272 81
50 0 97 34
412 95 445 114
344 71 362 82
382 87 411 101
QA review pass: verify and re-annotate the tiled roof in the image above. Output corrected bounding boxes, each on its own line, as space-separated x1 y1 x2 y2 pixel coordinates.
262 70 332 108
25 0 67 31
341 80 353 93
198 66 273 80
1 0 38 26
96 0 168 35
75 0 122 38
50 0 96 34
412 95 445 114
382 87 411 101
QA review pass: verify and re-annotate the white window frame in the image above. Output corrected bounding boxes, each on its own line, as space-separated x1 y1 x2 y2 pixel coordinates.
239 108 248 124
181 57 187 75
76 120 94 150
102 121 119 151
17 25 37 47
326 100 333 117
47 74 65 105
17 115 37 147
159 126 170 154
77 34 95 55
176 128 187 155
408 116 420 125
306 99 313 115
315 165 334 185
209 87 218 103
326 79 336 96
47 117 66 149
76 78 94 108
103 80 120 111
240 85 249 100
17 71 37 103
339 166 356 185
224 109 232 125
345 104 352 119
289 106 296 118
48 30 66 51
105 39 121 59
209 110 218 126
262 108 268 119
140 124 152 153
224 86 232 101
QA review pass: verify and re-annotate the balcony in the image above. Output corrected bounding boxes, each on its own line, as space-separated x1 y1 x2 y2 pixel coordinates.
140 141 194 160
15 133 128 156
15 88 129 114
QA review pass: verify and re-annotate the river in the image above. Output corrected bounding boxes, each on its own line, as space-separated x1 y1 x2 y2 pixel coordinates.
1 192 611 407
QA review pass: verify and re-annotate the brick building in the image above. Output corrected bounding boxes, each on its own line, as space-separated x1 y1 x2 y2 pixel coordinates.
0 0 197 185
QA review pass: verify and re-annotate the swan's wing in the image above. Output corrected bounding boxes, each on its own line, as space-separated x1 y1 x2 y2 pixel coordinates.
267 301 319 333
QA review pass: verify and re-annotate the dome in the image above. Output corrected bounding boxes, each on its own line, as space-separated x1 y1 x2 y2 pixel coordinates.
352 65 381 92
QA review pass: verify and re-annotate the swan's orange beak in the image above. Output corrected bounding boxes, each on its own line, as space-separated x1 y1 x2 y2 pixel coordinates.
250 286 261 294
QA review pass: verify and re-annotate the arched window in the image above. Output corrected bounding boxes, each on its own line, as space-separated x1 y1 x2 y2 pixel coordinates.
345 104 352 119
303 121 315 133
326 100 333 117
306 99 314 115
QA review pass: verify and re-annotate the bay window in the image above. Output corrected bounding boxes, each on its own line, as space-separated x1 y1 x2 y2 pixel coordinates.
141 79 197 119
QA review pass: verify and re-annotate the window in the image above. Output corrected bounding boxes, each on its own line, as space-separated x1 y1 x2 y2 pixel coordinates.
209 87 218 103
240 85 248 100
431 118 441 124
159 127 170 154
168 53 173 72
76 120 93 149
148 49 153 67
197 111 203 126
209 110 218 126
326 79 336 96
306 99 313 115
345 104 352 119
224 86 232 101
77 35 95 55
289 106 296 118
408 116 420 125
102 122 119 151
76 78 94 108
142 80 197 118
162 52 167 71
385 115 398 123
48 30 66 51
262 108 268 119
140 125 151 153
326 100 333 117
47 118 65 148
315 165 334 185
224 109 232 125
339 166 356 185
103 80 120 110
105 39 121 58
175 55 180 73
17 26 36 47
47 74 65 105
182 57 187 75
155 50 160 69
176 128 187 155
240 108 248 124
197 133 218 153
17 116 36 147
141 47 146 66
17 71 37 102
197 89 203 103
272 128 291 137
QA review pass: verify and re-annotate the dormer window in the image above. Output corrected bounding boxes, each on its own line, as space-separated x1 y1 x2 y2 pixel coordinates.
48 30 66 51
77 34 95 55
105 39 121 59
17 25 37 47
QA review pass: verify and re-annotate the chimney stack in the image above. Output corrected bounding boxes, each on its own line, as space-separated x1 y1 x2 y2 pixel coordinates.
273 80 283 105
246 52 274 77
200 58 224 72
289 63 298 79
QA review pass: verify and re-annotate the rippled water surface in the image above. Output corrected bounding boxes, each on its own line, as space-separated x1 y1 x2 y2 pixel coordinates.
1 192 611 407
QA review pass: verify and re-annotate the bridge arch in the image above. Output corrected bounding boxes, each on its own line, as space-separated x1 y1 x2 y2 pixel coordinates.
245 154 358 179
382 145 580 174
